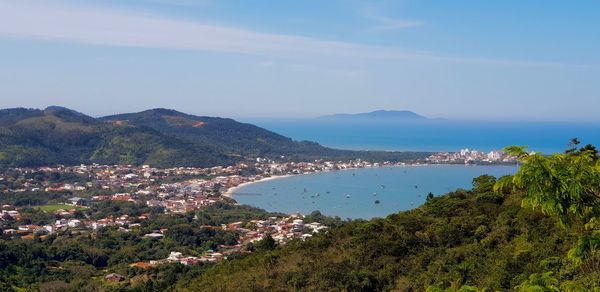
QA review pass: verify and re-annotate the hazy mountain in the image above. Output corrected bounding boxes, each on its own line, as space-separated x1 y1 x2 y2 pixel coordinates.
0 107 430 168
319 110 427 121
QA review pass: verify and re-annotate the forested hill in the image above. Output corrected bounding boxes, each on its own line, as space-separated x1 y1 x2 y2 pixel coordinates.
0 107 430 168
99 108 334 158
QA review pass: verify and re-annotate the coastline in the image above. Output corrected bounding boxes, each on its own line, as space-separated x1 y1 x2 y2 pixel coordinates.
221 163 519 200
222 174 295 198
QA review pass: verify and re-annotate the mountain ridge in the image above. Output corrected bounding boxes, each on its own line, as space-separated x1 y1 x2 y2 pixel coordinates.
0 106 430 168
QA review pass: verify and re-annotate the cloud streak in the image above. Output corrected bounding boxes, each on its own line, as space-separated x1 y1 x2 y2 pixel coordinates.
0 1 580 68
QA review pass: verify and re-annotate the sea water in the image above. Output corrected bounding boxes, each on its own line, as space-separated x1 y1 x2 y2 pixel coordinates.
246 119 600 153
232 165 517 219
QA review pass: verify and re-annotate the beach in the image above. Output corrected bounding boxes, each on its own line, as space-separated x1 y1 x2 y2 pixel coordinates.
222 174 295 198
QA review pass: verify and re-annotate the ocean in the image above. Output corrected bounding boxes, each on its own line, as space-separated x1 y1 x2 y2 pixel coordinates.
232 119 596 218
244 119 600 153
232 165 518 219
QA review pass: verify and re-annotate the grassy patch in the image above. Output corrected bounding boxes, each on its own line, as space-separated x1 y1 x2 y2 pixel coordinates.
36 204 86 212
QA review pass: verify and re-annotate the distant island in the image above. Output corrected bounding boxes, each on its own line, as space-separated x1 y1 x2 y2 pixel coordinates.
319 110 427 121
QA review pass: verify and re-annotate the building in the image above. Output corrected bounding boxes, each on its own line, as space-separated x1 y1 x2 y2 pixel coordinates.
105 273 125 282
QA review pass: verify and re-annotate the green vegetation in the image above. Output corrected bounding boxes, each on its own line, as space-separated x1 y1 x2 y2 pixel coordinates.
36 204 86 212
0 107 430 169
175 143 600 291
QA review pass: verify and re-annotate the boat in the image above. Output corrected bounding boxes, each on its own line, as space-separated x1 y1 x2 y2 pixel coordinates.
374 200 380 204
346 194 351 198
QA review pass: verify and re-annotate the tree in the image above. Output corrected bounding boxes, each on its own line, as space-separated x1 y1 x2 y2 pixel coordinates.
567 231 600 268
254 234 277 252
565 137 581 154
514 272 560 292
472 175 496 192
495 143 600 271
495 145 600 227
426 192 435 201
579 144 599 159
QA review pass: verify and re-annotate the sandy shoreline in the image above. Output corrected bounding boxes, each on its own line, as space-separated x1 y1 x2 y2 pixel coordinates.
222 174 295 198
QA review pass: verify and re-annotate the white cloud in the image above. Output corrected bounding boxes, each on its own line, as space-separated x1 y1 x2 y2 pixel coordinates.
0 1 389 58
0 1 578 68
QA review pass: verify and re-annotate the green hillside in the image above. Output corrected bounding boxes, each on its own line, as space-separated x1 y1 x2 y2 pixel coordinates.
99 108 431 161
0 107 238 168
0 107 430 168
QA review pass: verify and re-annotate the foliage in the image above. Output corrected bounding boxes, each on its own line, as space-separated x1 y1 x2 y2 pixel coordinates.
253 234 277 252
494 145 600 227
514 272 560 292
493 141 600 289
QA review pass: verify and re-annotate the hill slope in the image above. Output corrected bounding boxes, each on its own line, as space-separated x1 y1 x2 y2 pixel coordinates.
0 107 430 168
0 107 234 168
100 108 332 158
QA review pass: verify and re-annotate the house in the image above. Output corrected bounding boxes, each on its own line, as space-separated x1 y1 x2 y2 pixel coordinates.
67 197 88 206
180 257 201 265
167 251 183 262
3 229 16 235
143 232 164 239
105 273 125 282
67 219 82 228
18 224 41 232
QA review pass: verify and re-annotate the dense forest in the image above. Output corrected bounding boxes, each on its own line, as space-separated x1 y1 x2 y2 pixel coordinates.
0 107 430 169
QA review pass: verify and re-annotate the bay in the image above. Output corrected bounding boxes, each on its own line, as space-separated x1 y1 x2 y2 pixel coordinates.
232 165 518 219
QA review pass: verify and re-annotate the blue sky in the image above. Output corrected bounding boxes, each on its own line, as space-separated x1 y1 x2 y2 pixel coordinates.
0 0 598 120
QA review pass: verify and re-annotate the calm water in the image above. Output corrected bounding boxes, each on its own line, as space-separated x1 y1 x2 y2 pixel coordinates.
245 119 600 153
233 165 517 219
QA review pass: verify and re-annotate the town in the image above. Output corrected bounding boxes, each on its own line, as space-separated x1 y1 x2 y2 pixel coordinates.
0 151 515 284
1 151 516 240
425 148 517 164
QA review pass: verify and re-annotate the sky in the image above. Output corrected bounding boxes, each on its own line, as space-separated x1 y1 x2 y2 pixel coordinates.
0 0 598 121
